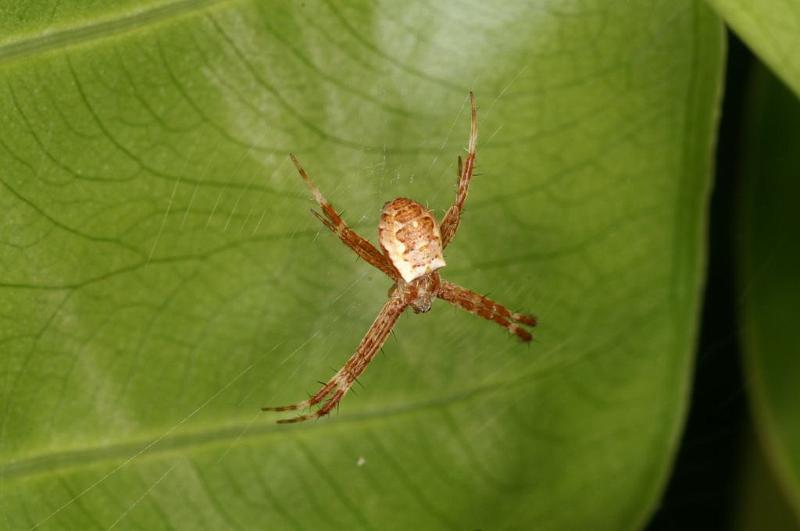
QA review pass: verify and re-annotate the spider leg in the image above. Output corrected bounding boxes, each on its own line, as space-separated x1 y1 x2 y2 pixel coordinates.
440 92 478 248
263 293 407 423
290 154 400 280
261 379 338 413
437 280 536 341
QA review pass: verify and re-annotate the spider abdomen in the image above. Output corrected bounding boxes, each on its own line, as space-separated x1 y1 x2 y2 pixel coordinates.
379 197 446 283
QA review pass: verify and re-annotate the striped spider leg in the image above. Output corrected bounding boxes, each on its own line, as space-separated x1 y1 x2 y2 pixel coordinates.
263 292 406 424
439 91 478 248
437 280 537 342
288 153 400 281
264 92 536 423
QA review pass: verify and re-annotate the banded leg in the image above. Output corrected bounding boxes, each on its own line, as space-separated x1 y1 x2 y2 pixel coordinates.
263 293 407 423
440 92 478 248
437 280 536 341
290 154 400 280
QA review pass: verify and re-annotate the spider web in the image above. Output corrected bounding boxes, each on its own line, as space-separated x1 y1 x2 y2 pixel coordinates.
14 59 555 530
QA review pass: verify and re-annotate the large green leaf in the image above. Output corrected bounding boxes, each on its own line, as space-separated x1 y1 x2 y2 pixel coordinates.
738 64 800 522
708 0 800 97
0 2 723 529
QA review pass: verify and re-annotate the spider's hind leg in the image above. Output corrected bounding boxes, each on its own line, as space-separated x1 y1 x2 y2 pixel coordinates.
289 154 400 280
440 92 478 248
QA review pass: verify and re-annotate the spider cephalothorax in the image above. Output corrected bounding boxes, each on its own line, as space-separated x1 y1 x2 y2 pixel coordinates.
264 93 536 423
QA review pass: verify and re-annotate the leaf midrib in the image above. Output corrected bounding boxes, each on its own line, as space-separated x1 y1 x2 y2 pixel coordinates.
0 0 230 66
0 362 563 482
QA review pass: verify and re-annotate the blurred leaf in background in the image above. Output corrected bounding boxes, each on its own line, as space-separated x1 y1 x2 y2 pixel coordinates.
702 0 800 527
708 0 800 96
736 62 800 526
736 429 799 531
0 1 722 529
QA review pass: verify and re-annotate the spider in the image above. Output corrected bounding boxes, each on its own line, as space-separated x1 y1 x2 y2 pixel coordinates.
263 92 536 423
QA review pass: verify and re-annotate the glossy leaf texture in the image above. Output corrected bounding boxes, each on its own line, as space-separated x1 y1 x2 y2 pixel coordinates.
0 1 723 529
708 0 800 97
738 65 800 523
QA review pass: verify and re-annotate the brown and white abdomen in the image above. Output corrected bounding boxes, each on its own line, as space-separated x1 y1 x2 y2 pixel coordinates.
379 198 446 283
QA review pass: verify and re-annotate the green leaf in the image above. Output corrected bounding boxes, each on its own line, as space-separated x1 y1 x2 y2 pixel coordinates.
0 1 723 529
707 0 800 97
738 64 800 522
735 429 800 531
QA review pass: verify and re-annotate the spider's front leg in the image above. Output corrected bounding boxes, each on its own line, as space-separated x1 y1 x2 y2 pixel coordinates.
437 280 536 341
263 293 407 423
289 154 400 280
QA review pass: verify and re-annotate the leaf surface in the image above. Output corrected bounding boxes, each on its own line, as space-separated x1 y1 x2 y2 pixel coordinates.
0 1 723 529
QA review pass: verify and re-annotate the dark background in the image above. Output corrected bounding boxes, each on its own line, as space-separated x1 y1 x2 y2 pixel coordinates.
647 33 753 531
